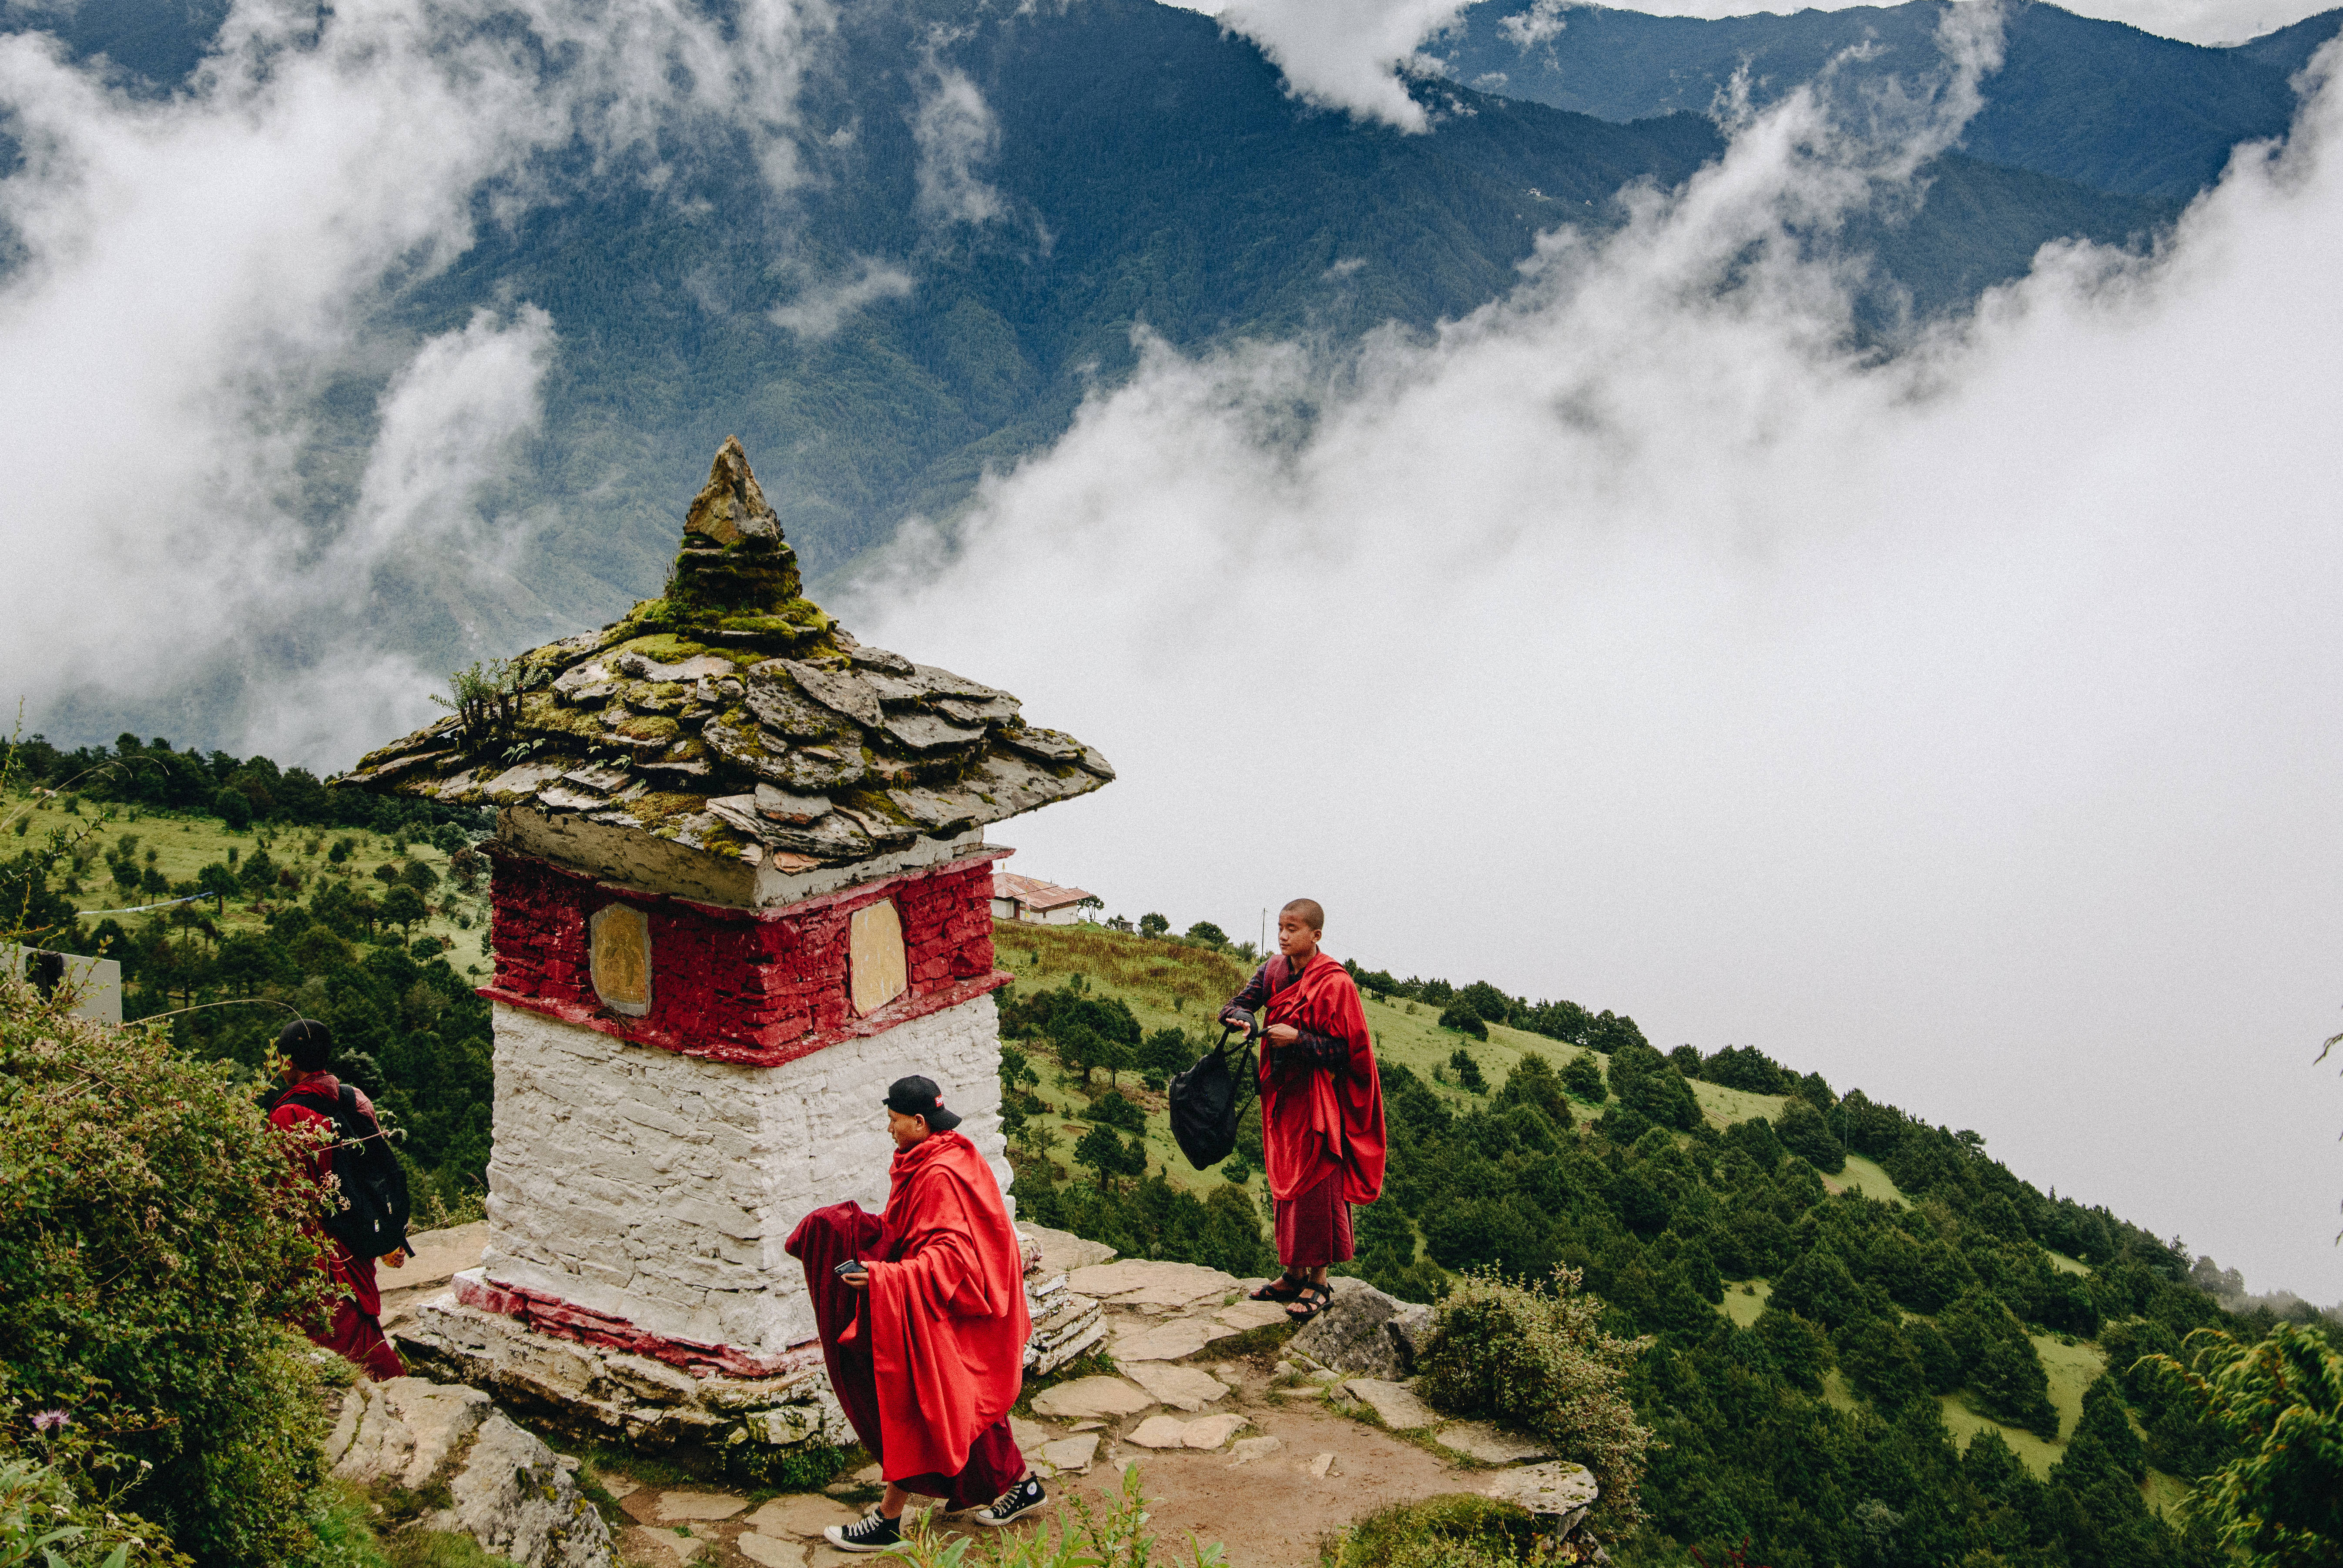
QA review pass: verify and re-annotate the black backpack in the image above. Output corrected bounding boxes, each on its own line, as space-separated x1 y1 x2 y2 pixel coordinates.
1168 1025 1259 1170
271 1084 411 1259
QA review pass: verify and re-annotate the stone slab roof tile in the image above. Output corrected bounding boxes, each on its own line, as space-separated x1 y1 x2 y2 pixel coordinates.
332 437 1110 867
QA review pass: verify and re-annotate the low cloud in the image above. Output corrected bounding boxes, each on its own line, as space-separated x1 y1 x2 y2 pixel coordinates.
0 0 833 756
911 42 1005 224
768 257 918 339
854 21 2343 1300
1172 0 1475 130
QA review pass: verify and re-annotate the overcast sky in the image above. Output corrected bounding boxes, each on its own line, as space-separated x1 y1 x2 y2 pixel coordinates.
2 0 2337 1303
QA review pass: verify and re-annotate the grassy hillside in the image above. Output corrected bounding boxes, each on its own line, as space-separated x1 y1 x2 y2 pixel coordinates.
990 915 2294 1563
11 789 492 979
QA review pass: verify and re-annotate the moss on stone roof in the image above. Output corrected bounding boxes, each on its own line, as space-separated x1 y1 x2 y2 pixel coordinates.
333 437 1111 868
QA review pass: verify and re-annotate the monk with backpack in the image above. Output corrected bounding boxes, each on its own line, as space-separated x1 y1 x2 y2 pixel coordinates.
266 1018 411 1380
1220 899 1386 1323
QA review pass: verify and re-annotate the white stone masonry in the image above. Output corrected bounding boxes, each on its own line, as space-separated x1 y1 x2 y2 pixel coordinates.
480 993 1011 1357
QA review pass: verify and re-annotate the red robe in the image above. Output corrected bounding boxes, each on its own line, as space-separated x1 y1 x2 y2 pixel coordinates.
268 1072 406 1382
861 1131 1030 1485
1259 953 1387 1206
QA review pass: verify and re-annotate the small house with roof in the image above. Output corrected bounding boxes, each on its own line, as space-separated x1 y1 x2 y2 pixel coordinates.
333 438 1112 1443
989 872 1100 925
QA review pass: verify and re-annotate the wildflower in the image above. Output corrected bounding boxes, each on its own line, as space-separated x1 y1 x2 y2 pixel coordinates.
30 1409 69 1433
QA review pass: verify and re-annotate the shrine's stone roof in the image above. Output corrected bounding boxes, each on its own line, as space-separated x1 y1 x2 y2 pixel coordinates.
333 438 1112 870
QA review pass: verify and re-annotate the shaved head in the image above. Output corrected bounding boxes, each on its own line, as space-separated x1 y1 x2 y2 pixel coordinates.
1282 898 1324 932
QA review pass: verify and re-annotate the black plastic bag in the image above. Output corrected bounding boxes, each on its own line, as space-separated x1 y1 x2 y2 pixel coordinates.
1168 1025 1258 1169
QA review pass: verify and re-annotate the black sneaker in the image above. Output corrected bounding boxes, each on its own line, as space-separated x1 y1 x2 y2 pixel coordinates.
823 1510 903 1553
972 1475 1048 1528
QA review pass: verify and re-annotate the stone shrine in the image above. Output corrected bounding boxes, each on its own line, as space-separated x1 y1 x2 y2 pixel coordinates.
334 438 1113 1446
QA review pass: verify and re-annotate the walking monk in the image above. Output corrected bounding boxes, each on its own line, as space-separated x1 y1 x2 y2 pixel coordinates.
785 1076 1045 1553
265 1018 408 1380
1221 899 1386 1322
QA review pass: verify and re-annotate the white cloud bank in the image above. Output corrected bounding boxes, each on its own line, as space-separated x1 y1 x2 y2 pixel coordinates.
0 0 831 754
854 18 2343 1300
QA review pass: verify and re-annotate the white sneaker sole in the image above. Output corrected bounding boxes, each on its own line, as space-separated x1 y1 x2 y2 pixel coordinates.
973 1496 1048 1529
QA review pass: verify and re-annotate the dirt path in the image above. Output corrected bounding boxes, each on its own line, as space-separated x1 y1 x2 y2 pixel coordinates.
601 1346 1487 1568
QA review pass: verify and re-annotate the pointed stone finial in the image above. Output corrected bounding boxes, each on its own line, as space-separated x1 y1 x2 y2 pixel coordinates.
670 437 801 610
685 436 781 547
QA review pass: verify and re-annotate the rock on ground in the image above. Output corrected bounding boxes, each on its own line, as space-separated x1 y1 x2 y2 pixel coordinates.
1066 1260 1238 1307
1124 1415 1195 1450
1031 1375 1155 1421
329 1377 613 1568
1287 1278 1433 1380
1017 1222 1116 1276
1435 1421 1553 1464
1486 1461 1600 1526
1341 1379 1439 1431
1124 1363 1229 1411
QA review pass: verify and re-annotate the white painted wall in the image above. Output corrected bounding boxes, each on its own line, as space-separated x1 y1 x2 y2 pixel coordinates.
479 993 1010 1356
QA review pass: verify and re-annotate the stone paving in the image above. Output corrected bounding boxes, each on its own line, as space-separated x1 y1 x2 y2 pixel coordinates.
382 1230 1587 1567
563 1255 1589 1567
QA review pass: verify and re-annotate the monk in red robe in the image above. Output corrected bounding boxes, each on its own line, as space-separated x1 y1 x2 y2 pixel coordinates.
1221 898 1386 1322
786 1076 1045 1554
265 1019 407 1382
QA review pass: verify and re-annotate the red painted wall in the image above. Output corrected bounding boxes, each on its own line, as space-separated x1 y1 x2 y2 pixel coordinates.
481 845 1011 1065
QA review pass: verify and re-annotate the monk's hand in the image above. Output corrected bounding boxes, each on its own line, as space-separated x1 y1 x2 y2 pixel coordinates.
841 1269 869 1291
1264 1024 1299 1046
383 1249 407 1269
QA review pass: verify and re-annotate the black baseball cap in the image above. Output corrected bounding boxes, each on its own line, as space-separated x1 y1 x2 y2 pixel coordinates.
278 1018 333 1072
883 1075 963 1132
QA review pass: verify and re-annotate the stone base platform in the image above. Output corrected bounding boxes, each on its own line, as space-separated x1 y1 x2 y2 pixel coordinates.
392 1222 1107 1457
397 1292 850 1450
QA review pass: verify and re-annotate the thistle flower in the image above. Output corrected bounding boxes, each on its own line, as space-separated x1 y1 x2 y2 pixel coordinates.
30 1409 69 1433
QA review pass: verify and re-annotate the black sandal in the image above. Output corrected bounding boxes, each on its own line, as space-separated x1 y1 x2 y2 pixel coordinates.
1250 1273 1306 1303
1286 1282 1332 1321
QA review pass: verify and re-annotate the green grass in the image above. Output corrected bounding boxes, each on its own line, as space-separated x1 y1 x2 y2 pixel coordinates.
1719 1279 1773 1328
1937 1334 2107 1475
2046 1250 2091 1275
15 791 493 978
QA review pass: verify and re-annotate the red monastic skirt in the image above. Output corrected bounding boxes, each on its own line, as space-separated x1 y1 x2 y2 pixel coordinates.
1274 1166 1354 1270
786 1203 1026 1508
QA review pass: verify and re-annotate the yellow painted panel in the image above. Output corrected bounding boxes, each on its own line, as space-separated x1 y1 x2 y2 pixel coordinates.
590 903 651 1017
851 899 908 1016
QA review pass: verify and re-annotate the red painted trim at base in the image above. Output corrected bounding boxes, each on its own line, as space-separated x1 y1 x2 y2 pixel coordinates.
483 968 1015 1067
453 1271 821 1381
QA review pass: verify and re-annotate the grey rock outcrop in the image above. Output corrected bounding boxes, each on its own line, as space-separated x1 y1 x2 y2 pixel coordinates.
328 1377 613 1568
1287 1277 1434 1379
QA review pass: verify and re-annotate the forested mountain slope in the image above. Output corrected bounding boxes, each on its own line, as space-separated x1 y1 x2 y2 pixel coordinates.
0 0 2219 731
1438 0 2343 199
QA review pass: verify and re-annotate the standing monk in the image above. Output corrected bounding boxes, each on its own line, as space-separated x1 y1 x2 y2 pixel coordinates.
265 1019 407 1381
785 1076 1046 1554
1221 899 1386 1322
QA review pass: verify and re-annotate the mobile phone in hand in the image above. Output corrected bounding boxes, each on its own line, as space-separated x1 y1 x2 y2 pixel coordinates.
833 1257 863 1279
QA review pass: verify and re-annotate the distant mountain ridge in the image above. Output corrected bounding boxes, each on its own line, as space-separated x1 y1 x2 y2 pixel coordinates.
1436 0 2343 198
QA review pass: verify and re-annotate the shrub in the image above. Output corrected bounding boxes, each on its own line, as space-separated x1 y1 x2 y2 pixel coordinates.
0 981 336 1567
1447 1047 1488 1093
1340 1495 1546 1568
1773 1097 1847 1173
0 1442 182 1568
2141 1323 2343 1565
1415 1267 1656 1531
1438 1000 1488 1039
1088 1089 1147 1133
1559 1052 1606 1103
